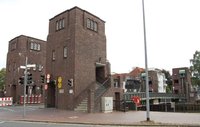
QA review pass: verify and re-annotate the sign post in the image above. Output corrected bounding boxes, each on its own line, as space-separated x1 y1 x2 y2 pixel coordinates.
19 57 36 118
132 96 141 111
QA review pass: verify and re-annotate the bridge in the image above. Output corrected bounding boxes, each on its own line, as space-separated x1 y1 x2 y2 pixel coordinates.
123 92 186 102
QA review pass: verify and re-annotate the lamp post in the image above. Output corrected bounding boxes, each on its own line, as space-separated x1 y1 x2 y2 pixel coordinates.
142 0 150 121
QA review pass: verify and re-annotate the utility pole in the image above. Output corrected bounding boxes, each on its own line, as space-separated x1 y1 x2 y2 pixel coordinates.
142 0 150 121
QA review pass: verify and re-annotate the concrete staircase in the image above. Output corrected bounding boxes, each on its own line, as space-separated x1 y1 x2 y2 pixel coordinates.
74 98 88 112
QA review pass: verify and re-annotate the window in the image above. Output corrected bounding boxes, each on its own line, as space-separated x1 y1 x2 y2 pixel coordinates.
52 50 55 61
56 18 65 31
114 81 119 88
30 41 40 51
114 79 120 88
61 18 65 28
56 21 59 31
63 46 67 58
86 18 98 32
37 44 40 50
94 22 97 31
87 19 90 28
30 42 34 49
174 80 179 84
34 43 37 50
90 20 94 30
59 20 62 29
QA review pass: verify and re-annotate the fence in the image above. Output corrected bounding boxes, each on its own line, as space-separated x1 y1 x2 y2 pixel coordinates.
0 97 13 106
175 103 200 112
20 95 41 104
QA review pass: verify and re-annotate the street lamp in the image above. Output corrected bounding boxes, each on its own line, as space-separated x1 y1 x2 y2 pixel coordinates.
142 0 150 121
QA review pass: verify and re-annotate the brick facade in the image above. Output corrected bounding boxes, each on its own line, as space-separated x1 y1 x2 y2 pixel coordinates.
5 35 46 104
172 67 192 101
46 6 110 111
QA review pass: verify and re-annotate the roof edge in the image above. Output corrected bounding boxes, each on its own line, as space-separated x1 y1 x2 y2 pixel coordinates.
49 6 105 23
9 35 46 43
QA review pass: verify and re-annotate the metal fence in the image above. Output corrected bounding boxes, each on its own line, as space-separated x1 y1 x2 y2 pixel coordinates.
123 92 185 101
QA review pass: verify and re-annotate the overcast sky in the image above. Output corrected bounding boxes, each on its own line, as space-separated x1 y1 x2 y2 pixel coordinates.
0 0 199 73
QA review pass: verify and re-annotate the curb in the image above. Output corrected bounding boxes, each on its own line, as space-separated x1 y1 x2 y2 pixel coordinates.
15 119 200 127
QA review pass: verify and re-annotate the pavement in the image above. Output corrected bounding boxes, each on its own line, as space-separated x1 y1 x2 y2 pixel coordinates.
0 104 200 127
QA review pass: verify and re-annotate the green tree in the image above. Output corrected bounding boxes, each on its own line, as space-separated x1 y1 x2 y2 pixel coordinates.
0 68 6 90
190 50 200 86
161 69 172 93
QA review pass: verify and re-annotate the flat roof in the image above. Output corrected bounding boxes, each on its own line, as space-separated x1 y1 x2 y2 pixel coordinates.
49 6 105 23
9 35 46 43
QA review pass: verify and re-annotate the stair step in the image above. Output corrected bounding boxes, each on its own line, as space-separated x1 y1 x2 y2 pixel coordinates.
74 98 88 112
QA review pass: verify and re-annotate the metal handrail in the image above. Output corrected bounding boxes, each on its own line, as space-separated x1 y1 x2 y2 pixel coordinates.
95 76 111 99
123 92 185 101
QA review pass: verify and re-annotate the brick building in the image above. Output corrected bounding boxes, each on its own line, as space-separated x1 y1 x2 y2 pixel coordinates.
141 68 167 93
45 6 111 112
172 67 192 101
5 35 46 104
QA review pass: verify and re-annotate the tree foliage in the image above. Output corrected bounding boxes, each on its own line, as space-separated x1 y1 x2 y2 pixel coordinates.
190 50 200 86
0 68 6 90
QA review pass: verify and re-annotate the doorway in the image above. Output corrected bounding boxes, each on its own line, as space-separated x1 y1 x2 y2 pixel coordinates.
115 92 120 111
96 66 105 83
47 82 55 107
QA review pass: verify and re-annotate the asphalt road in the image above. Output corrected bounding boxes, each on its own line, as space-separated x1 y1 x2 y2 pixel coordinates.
1 105 200 127
0 121 97 127
0 121 186 127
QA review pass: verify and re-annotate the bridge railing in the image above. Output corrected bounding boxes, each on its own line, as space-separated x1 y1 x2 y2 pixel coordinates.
123 92 185 101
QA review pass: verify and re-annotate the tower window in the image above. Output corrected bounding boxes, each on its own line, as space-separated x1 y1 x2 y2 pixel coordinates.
63 46 67 58
56 18 65 31
52 50 56 61
30 42 41 51
86 18 98 32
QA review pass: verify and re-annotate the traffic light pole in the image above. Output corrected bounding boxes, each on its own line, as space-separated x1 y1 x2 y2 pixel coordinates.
23 57 28 118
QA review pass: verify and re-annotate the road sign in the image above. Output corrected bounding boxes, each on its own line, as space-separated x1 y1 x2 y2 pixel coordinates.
20 66 26 69
57 76 62 89
27 64 36 68
132 96 141 106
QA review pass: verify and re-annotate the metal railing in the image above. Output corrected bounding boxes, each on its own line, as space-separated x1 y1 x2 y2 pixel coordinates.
124 92 185 101
95 76 111 99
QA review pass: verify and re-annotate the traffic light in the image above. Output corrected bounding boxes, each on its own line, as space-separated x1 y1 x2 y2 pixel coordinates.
27 73 33 84
19 76 24 84
40 75 45 83
68 78 73 87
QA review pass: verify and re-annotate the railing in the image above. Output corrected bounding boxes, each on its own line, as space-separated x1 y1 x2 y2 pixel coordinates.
20 95 41 104
94 76 111 112
123 92 185 101
95 76 111 100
